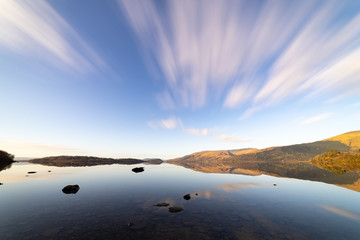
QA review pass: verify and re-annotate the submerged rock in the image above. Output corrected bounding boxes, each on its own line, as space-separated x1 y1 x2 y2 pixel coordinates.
27 171 36 174
62 184 80 194
169 206 183 213
183 193 191 200
273 184 277 186
0 183 3 185
154 203 170 207
132 167 144 173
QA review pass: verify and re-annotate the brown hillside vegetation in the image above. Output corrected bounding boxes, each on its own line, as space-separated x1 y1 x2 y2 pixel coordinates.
170 131 360 165
324 130 360 151
310 150 360 174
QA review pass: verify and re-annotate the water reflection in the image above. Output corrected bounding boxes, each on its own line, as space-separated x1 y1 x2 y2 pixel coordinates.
320 205 360 223
216 182 259 192
172 160 360 192
0 162 12 172
1 162 360 239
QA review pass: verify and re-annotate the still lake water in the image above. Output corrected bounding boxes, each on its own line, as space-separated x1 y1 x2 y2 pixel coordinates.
1 162 360 240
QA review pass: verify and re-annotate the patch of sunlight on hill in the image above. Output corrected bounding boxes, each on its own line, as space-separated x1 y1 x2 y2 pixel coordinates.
230 148 259 155
325 131 360 151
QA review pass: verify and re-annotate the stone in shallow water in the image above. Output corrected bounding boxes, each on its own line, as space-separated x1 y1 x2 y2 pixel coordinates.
154 203 170 207
183 193 191 200
27 171 36 174
62 184 80 194
169 206 183 213
132 167 144 173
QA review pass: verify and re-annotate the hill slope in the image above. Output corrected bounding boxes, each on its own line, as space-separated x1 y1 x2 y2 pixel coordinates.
325 131 360 151
170 130 360 164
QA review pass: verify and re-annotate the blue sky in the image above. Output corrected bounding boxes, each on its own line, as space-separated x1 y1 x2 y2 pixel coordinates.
1 0 359 159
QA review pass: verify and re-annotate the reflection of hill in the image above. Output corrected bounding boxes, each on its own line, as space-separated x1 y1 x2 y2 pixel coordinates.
0 162 13 172
29 156 145 167
172 159 359 185
0 149 15 172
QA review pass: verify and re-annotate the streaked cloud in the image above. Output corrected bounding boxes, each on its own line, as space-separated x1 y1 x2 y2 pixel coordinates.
321 204 360 222
217 135 252 143
186 128 212 136
223 82 255 108
300 113 333 125
147 117 183 130
0 0 106 74
119 0 360 114
347 102 360 109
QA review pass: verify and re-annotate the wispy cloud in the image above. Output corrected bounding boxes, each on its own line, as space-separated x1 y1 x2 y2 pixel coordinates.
0 0 106 74
147 117 183 130
217 135 252 143
186 128 212 136
300 112 333 125
321 204 360 222
347 102 360 109
119 0 360 113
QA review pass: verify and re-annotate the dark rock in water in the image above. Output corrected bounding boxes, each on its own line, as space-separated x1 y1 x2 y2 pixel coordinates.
128 222 134 227
154 203 170 207
48 170 51 172
27 171 36 174
0 183 3 185
25 175 29 177
273 184 277 186
169 206 183 213
62 184 80 194
195 193 198 196
183 193 191 200
132 167 144 173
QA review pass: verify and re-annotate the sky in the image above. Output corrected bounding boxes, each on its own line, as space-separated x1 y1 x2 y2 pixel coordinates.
1 0 360 159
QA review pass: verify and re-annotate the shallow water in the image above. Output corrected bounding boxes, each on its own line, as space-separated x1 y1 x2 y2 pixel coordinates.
1 162 360 240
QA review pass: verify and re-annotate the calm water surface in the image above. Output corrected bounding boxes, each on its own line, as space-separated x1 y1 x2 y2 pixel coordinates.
1 162 360 240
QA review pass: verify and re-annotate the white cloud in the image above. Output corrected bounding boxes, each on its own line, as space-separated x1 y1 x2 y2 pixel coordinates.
119 0 360 113
147 117 183 130
223 81 255 108
156 91 175 110
300 113 333 125
186 128 212 136
254 2 360 106
0 0 106 74
217 135 252 143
